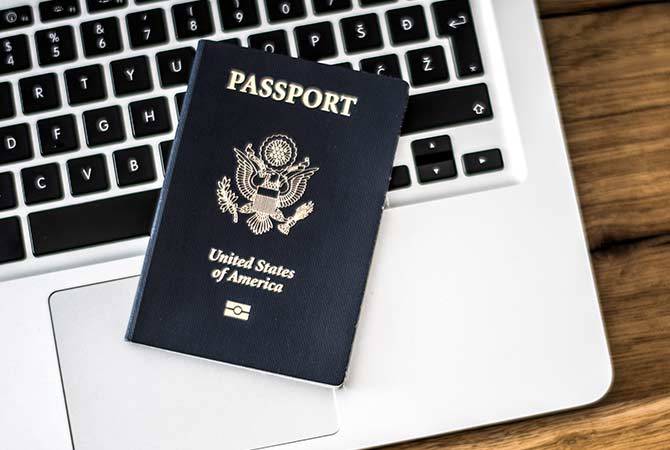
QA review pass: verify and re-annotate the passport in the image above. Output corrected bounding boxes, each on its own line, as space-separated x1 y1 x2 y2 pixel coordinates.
126 41 408 386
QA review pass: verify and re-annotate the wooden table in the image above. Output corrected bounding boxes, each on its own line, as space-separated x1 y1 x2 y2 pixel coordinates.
385 1 670 448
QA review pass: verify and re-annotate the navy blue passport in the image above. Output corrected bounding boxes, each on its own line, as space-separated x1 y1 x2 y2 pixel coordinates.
126 41 408 386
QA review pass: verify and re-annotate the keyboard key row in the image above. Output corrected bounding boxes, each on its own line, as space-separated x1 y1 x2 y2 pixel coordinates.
1 145 158 206
0 54 189 118
0 99 171 165
0 189 161 265
29 188 159 256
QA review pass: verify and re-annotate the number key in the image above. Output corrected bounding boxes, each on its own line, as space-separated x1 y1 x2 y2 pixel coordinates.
126 9 167 49
219 0 259 30
172 1 213 40
86 0 127 13
312 0 351 14
80 17 122 57
36 26 77 66
0 35 32 75
265 0 306 23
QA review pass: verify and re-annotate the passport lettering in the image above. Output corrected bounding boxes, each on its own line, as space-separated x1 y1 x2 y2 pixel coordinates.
226 69 359 116
209 247 295 294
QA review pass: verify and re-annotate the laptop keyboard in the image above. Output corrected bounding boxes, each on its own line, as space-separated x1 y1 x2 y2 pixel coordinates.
0 0 512 275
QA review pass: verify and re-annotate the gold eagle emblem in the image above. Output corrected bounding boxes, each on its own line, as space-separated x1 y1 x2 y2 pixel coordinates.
217 134 318 235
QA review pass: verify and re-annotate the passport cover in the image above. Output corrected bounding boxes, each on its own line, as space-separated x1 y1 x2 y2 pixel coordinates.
126 41 408 386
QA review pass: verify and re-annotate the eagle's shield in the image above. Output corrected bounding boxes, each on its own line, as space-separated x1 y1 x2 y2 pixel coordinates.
252 186 280 215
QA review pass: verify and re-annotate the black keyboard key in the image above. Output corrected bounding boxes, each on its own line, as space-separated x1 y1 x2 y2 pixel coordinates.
36 26 77 66
218 0 259 30
406 46 448 86
0 82 16 119
0 217 25 264
86 0 127 13
0 124 33 165
340 14 382 53
172 1 213 39
0 35 32 75
463 149 503 174
412 134 456 182
113 145 156 186
126 8 168 49
156 47 195 87
65 64 106 105
386 6 428 45
28 189 159 256
39 0 81 22
388 165 410 191
432 0 483 77
0 172 17 210
19 73 61 114
334 62 352 69
401 83 492 135
249 31 289 55
175 92 185 114
37 114 79 155
129 97 171 138
0 6 33 31
67 154 109 195
83 105 125 146
359 0 394 5
159 140 173 172
295 22 337 61
265 0 305 23
80 17 122 57
111 55 152 96
312 0 351 14
21 163 63 205
360 54 401 78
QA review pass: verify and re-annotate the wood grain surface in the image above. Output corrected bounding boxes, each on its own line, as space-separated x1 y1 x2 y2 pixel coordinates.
384 1 670 449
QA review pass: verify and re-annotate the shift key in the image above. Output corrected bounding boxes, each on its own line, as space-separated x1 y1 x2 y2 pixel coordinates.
401 83 492 135
29 189 159 256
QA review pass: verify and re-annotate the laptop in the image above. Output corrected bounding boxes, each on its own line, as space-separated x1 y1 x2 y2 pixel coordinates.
0 0 612 449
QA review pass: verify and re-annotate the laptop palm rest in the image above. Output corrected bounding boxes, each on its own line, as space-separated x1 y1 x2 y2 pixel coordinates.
49 276 339 450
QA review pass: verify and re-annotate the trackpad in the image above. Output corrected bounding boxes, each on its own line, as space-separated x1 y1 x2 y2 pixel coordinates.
50 277 339 450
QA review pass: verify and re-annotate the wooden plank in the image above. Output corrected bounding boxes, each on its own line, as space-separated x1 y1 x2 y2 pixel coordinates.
384 2 670 449
542 2 670 249
537 0 653 17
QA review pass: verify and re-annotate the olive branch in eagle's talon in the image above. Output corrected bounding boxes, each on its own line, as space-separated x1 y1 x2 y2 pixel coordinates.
278 201 314 235
217 176 239 223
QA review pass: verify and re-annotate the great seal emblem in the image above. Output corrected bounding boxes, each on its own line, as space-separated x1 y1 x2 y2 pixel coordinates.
216 134 319 235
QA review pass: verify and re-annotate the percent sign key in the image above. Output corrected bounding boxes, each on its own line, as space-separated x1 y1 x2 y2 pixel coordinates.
37 26 77 66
